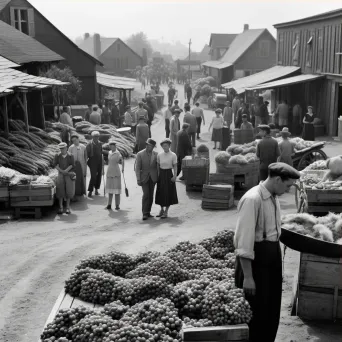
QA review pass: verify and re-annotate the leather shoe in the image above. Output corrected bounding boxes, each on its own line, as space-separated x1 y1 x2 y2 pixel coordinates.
148 214 154 218
88 191 92 198
95 190 100 196
143 215 148 220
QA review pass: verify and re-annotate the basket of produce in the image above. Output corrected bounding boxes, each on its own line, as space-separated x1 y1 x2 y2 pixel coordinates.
280 213 342 258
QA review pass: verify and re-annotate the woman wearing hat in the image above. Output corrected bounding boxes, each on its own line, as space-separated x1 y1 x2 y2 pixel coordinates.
209 109 224 150
155 138 178 218
278 127 295 166
302 105 315 141
54 142 75 214
68 134 87 198
105 141 124 210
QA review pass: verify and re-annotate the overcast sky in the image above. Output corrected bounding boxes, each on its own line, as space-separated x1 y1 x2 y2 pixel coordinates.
31 0 342 51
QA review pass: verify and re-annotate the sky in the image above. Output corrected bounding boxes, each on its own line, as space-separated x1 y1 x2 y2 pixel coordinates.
31 0 342 52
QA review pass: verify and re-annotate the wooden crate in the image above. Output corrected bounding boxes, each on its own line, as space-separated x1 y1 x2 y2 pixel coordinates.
202 184 234 210
295 253 342 321
305 189 342 213
182 156 210 168
10 184 56 207
183 324 249 342
184 165 210 187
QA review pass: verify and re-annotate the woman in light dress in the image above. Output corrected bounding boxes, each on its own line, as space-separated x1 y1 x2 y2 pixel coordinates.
105 141 124 210
68 134 87 198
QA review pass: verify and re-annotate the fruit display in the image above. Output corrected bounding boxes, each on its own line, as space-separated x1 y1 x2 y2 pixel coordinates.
42 230 252 341
304 160 327 171
309 180 342 190
282 212 342 243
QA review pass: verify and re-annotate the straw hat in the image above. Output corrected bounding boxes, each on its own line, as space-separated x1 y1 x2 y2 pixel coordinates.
91 131 100 137
280 127 291 136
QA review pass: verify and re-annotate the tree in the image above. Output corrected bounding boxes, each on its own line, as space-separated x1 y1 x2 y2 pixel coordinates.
41 65 82 105
126 32 153 59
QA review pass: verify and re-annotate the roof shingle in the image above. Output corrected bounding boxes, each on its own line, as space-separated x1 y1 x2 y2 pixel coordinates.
209 34 238 49
0 20 64 64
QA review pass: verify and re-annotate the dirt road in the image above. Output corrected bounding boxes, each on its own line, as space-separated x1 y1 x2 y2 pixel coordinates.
1 83 341 342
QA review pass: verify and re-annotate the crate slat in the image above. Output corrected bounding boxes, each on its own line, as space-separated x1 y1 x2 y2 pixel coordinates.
72 297 96 309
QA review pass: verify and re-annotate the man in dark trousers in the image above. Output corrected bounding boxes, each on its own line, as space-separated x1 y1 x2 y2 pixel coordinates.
86 131 103 197
176 123 193 180
186 85 192 105
256 125 280 181
110 102 120 126
234 163 300 342
135 138 158 220
168 86 177 106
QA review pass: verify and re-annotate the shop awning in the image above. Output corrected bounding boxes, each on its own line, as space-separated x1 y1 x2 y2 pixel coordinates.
246 74 325 91
201 60 232 69
96 72 136 90
222 66 300 94
201 60 220 68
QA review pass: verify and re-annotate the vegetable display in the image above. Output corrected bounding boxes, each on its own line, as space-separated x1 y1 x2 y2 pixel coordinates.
282 212 342 244
41 230 252 342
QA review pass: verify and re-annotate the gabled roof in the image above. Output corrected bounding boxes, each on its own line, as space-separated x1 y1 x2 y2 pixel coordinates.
209 34 238 49
77 36 118 56
0 54 20 69
220 29 273 64
0 0 11 11
0 20 64 64
274 8 342 28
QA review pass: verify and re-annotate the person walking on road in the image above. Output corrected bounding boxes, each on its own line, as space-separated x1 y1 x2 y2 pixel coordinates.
223 101 233 128
89 106 101 126
186 85 192 104
255 97 269 126
135 102 148 123
164 105 173 138
86 131 103 197
168 86 177 106
135 138 158 220
170 109 181 153
183 104 197 147
55 142 75 215
176 123 193 180
170 100 182 114
256 125 280 181
209 109 224 150
135 116 150 152
234 162 300 342
155 139 178 219
192 102 205 139
278 127 295 166
105 141 124 210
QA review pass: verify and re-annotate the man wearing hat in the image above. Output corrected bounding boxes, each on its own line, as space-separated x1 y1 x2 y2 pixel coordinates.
191 102 205 139
256 125 280 181
234 162 300 342
135 138 158 220
135 115 150 152
278 127 295 166
183 104 197 147
170 109 181 153
86 131 103 197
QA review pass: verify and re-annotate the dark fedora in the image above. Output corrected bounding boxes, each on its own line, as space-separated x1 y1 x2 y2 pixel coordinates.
146 138 156 147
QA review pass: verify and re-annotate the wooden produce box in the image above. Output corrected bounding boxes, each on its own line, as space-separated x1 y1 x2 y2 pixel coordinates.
233 129 254 145
215 161 259 189
296 253 342 321
182 156 210 168
183 324 249 342
202 184 234 210
305 188 342 214
10 184 56 207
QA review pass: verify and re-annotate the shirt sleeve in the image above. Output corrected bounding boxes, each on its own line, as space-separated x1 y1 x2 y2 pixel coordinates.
234 196 259 260
172 153 177 166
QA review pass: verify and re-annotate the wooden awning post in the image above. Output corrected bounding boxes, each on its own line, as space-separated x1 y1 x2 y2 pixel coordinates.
0 97 9 137
128 90 131 105
22 91 29 132
40 90 46 129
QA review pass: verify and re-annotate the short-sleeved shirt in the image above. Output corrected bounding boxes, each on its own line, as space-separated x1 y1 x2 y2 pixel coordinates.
192 107 204 118
164 108 173 120
211 116 224 129
157 151 177 169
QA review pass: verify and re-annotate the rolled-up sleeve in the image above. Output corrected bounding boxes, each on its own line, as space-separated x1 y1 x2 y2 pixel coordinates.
234 196 259 260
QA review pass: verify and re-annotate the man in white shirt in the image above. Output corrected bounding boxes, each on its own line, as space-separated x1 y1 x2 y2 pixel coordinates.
183 104 197 147
164 105 173 138
191 102 205 139
59 106 73 127
234 163 300 342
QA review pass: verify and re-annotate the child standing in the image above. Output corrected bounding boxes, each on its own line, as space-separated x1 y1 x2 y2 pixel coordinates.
278 127 295 166
209 108 224 150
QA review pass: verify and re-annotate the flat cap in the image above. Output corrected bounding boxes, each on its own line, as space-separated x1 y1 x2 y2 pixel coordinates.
160 138 172 146
91 131 100 136
58 142 67 149
258 124 270 130
109 140 116 146
268 162 300 179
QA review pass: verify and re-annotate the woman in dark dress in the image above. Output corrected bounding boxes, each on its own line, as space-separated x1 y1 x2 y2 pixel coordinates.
302 105 315 141
155 138 178 219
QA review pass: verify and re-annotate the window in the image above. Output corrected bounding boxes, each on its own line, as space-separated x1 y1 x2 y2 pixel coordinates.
278 33 284 65
306 33 313 67
292 33 300 65
117 43 120 52
258 40 270 58
10 7 35 36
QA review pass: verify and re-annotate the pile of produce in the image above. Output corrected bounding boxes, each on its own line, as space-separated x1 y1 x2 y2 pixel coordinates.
41 230 252 342
282 212 342 244
75 122 135 158
215 150 257 166
304 160 327 170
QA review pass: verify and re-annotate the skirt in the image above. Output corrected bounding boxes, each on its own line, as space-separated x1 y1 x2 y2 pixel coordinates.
211 128 223 142
155 169 178 207
56 173 75 199
74 161 85 196
302 123 315 141
106 176 122 194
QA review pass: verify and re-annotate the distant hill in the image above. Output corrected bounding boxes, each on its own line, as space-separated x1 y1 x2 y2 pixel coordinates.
149 39 188 60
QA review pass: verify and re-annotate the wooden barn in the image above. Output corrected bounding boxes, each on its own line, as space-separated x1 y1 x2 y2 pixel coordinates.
0 0 102 104
247 9 342 136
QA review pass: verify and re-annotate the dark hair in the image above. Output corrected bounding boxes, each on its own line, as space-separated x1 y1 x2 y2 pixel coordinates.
174 100 179 105
260 126 271 135
242 114 247 118
182 123 190 129
268 169 290 181
71 134 79 140
184 104 190 112
62 106 68 112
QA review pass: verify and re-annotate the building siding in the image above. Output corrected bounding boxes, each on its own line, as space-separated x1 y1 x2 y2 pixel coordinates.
99 40 142 76
0 0 98 104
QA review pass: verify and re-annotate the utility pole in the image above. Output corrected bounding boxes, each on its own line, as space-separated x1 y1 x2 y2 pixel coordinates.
188 39 192 82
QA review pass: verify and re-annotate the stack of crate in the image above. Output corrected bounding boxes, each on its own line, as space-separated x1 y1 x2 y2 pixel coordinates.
202 184 234 210
182 156 210 191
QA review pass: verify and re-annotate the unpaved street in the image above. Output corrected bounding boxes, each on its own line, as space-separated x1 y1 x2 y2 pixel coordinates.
1 84 342 342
